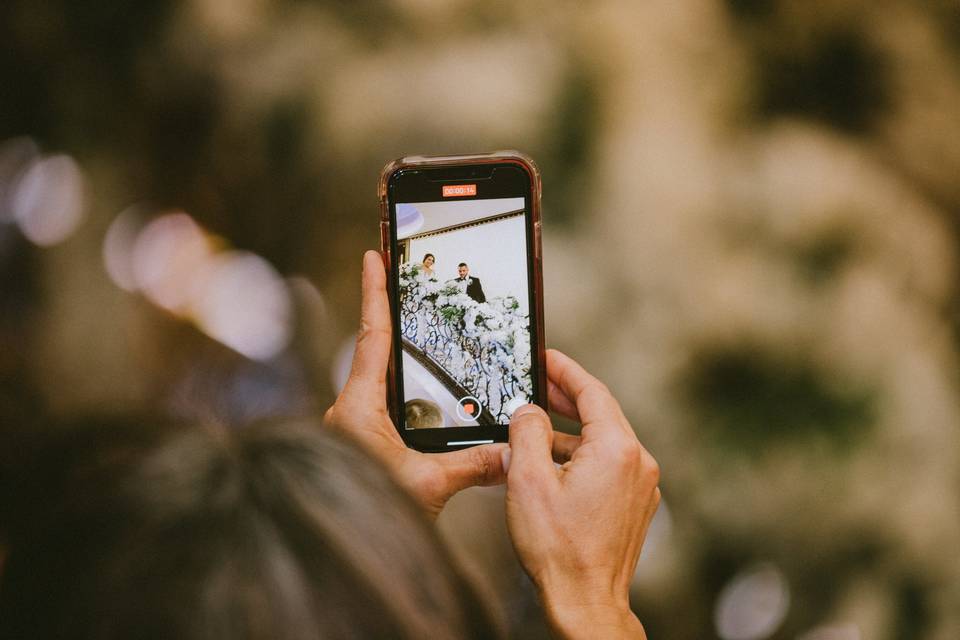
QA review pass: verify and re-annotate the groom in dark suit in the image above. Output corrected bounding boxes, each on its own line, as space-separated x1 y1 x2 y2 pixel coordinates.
457 263 486 303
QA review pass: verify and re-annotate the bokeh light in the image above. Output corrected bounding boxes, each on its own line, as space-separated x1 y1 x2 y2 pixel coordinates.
714 563 791 640
10 153 85 246
332 336 356 395
122 210 294 361
190 250 292 361
102 206 147 292
632 498 673 586
131 212 213 313
0 137 40 224
642 498 672 558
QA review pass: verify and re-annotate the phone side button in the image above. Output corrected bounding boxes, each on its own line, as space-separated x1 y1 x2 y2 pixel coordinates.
380 220 390 248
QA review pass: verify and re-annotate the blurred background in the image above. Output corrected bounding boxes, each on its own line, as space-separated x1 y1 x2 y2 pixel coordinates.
2 0 959 638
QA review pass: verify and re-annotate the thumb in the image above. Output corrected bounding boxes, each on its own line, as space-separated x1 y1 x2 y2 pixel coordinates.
344 251 392 397
508 405 559 489
436 443 509 495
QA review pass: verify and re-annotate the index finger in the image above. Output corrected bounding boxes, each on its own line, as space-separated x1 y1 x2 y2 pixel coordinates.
547 377 579 422
546 349 634 441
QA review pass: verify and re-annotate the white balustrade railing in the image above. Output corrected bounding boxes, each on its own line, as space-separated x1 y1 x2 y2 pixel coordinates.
398 262 532 423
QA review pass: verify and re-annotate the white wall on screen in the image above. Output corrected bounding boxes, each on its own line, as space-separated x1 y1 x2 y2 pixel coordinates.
408 214 529 314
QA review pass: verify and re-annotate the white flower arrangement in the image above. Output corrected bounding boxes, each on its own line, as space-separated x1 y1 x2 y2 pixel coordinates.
399 261 532 420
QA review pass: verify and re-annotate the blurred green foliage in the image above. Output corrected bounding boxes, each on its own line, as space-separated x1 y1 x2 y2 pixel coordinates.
683 343 876 455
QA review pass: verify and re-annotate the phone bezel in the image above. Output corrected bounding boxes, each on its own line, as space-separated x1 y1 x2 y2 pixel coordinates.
379 153 546 452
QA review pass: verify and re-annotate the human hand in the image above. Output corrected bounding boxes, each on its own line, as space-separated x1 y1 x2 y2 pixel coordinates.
504 350 660 639
323 251 509 519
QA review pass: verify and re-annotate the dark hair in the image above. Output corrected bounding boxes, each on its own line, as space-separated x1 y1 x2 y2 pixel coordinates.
422 253 435 263
458 263 467 268
0 418 502 640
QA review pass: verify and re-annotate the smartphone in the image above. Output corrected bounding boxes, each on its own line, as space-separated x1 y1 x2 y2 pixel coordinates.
379 151 546 452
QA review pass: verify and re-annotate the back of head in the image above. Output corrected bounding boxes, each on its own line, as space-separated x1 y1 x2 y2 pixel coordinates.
0 417 500 640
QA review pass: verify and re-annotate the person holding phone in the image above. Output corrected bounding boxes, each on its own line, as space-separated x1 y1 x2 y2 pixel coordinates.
325 251 661 637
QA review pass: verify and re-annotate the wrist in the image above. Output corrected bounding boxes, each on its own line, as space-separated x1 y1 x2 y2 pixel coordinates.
538 579 643 639
542 600 645 640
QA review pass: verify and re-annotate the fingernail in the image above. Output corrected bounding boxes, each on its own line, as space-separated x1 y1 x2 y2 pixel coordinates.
511 404 539 419
500 447 512 474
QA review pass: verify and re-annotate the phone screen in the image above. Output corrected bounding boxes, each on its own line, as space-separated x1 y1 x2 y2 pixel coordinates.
389 167 537 432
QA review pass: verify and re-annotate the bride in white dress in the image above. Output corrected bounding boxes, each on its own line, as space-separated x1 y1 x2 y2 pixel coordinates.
420 253 436 278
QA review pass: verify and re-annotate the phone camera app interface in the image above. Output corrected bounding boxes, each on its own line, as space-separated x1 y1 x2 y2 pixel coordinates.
396 196 532 429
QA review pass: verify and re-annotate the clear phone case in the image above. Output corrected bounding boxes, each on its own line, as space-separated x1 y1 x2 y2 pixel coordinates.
378 151 546 446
